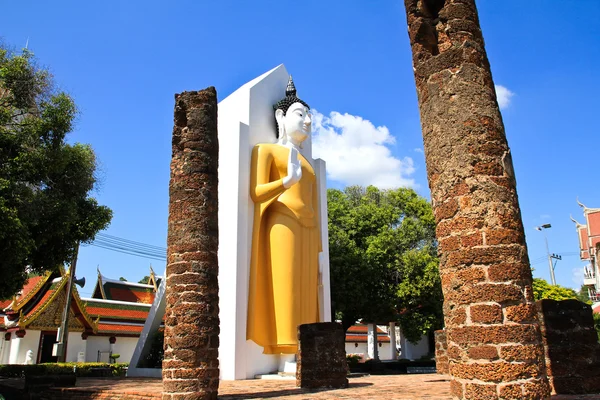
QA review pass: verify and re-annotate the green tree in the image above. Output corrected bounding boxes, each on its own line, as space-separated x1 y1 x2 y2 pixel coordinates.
576 284 592 304
328 185 443 343
0 45 112 299
532 278 578 301
138 276 150 284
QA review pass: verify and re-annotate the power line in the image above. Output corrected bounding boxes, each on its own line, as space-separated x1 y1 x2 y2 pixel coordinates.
530 252 578 266
82 234 167 261
97 233 166 252
85 232 580 266
92 238 166 258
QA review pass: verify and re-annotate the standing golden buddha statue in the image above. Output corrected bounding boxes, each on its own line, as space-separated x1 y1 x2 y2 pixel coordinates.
247 77 321 354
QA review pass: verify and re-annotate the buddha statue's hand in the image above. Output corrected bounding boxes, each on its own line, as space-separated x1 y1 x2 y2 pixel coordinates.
283 146 302 188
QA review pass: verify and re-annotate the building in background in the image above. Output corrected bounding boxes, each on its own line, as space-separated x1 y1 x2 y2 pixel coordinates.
344 323 431 361
572 201 600 313
0 267 161 365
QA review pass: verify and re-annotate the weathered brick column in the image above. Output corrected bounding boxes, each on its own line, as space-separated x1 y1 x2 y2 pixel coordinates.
403 1 550 398
537 299 600 395
434 329 449 374
163 88 220 400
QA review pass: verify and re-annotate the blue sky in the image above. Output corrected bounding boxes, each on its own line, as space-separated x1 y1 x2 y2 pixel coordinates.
3 1 599 294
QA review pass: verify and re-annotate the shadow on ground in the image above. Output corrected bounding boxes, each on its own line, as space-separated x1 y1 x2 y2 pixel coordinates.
219 382 373 399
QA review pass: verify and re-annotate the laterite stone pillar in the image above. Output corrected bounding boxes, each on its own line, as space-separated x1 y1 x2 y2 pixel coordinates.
434 329 449 375
403 1 550 398
163 88 220 400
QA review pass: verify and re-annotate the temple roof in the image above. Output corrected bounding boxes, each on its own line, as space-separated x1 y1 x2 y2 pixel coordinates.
347 324 387 334
1 266 162 338
345 324 390 343
92 268 160 303
83 298 152 321
9 272 97 333
0 299 12 310
11 272 55 312
96 322 145 336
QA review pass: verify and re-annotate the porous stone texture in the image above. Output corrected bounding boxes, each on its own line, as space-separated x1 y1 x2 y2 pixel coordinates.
536 299 600 395
403 0 550 397
435 329 449 374
296 322 348 389
163 88 220 400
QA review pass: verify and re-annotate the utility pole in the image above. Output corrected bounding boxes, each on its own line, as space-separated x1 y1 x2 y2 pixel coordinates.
56 243 79 362
535 224 557 285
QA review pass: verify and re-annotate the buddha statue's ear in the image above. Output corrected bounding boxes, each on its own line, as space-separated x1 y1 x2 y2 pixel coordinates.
275 108 286 141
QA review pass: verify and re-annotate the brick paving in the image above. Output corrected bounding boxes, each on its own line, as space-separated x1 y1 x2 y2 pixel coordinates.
48 374 451 399
43 374 600 399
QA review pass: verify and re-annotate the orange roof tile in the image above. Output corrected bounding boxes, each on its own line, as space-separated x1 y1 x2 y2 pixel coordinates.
16 275 45 302
86 306 149 320
346 334 390 343
0 299 12 310
97 323 144 335
107 287 155 304
347 324 386 334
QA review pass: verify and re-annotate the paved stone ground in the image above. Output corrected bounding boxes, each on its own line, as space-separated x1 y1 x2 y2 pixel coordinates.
42 374 600 399
48 374 451 399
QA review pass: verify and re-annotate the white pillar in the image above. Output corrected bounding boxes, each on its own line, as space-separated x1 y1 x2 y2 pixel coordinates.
1 334 10 364
0 335 5 364
367 323 379 361
389 322 398 360
8 335 22 364
398 326 411 360
78 334 87 362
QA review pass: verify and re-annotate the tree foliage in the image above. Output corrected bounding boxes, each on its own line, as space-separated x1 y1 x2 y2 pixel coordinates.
532 278 578 301
0 45 112 298
576 284 592 304
328 185 443 343
138 276 151 284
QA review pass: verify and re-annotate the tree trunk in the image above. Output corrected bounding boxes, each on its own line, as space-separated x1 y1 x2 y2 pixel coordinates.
163 88 220 400
402 1 550 398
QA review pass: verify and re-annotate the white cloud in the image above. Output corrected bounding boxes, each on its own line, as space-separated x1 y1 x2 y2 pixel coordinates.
495 84 514 109
311 110 415 189
571 267 584 289
414 148 424 153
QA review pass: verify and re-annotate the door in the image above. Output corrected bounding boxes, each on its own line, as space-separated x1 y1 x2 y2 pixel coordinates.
37 331 58 363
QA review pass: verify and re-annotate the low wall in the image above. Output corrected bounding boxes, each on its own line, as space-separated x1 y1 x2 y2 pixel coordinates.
297 322 348 389
536 299 600 395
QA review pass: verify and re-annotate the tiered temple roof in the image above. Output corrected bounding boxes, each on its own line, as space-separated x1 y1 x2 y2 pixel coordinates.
0 267 161 338
1 269 97 334
91 268 159 303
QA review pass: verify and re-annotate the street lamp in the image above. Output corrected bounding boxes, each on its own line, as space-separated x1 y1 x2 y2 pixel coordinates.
534 224 558 285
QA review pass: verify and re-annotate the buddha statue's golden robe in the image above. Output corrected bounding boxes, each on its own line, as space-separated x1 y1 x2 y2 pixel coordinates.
247 143 321 354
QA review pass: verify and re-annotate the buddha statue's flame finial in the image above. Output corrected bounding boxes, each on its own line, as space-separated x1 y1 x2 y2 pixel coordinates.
286 75 297 97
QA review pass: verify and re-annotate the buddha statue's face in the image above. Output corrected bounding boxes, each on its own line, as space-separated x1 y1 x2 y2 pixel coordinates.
277 102 311 144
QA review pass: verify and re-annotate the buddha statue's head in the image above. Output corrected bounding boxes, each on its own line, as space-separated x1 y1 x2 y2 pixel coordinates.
274 76 311 145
